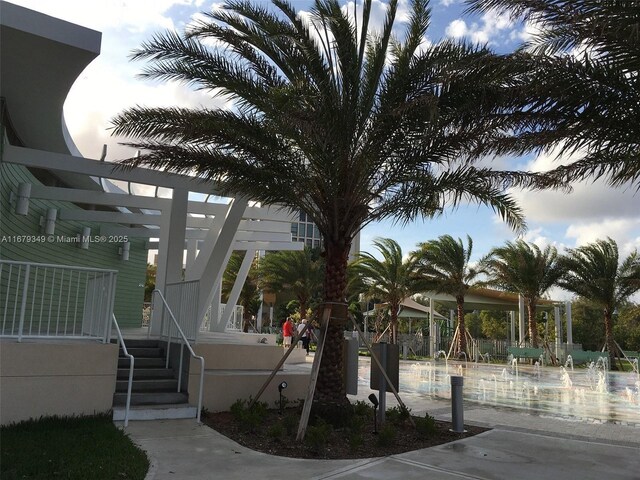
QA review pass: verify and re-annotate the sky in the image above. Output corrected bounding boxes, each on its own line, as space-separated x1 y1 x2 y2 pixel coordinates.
8 0 640 301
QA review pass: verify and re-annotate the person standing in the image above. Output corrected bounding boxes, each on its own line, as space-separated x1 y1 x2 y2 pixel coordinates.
298 318 311 354
282 317 294 348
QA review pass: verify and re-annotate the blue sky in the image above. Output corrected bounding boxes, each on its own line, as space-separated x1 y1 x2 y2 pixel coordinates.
10 0 640 300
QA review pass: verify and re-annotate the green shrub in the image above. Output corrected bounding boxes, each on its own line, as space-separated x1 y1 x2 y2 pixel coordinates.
376 424 396 447
386 405 411 426
305 420 333 454
415 413 437 438
352 400 372 417
348 432 363 451
229 398 268 432
283 414 298 436
268 423 284 439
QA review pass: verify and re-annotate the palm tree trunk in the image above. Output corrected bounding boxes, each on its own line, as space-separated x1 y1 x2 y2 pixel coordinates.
527 299 539 348
456 296 467 356
390 303 399 345
314 241 350 410
603 309 618 371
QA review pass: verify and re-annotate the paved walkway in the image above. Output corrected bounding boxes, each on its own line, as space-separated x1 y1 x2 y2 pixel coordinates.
123 391 640 480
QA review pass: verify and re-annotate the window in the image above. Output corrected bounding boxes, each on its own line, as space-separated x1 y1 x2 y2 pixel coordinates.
291 224 298 235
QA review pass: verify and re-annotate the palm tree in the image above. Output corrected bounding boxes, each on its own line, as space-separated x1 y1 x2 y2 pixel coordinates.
558 238 640 369
351 238 421 345
111 0 559 410
467 0 640 189
257 247 324 321
482 240 564 348
411 235 481 357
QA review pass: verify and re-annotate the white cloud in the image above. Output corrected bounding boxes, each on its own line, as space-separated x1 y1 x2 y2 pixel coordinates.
445 10 515 46
446 19 467 38
440 0 457 7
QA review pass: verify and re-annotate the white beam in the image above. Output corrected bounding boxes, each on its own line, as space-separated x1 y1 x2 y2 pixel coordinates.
147 240 304 251
518 295 526 346
196 197 248 324
219 249 256 332
5 143 223 195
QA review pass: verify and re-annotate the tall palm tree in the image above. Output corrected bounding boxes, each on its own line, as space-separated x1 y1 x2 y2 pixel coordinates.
558 238 640 369
482 240 564 348
257 247 324 320
467 0 640 189
111 0 559 410
351 238 422 345
411 234 481 357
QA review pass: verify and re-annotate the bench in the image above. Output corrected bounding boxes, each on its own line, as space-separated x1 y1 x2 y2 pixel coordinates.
622 350 639 359
567 350 607 364
507 347 544 362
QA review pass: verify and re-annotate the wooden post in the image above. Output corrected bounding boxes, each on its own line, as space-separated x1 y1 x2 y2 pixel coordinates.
295 306 331 441
248 321 312 409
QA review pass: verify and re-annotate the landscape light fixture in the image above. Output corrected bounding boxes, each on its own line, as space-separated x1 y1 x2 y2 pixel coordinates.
368 393 379 434
278 381 288 414
118 241 130 261
11 183 31 215
39 208 57 235
78 227 91 249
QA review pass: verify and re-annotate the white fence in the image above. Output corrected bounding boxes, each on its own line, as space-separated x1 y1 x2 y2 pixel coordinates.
162 280 199 341
0 260 117 342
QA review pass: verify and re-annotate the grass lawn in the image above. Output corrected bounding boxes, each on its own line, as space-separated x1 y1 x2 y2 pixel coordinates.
1 413 149 480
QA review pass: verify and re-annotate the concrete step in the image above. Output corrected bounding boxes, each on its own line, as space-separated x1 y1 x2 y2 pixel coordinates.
117 368 174 380
113 391 188 406
114 339 162 348
113 404 197 422
116 378 178 393
126 347 164 358
119 357 165 368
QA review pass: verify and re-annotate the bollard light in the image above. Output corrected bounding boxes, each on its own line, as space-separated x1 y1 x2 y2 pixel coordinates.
278 381 288 414
368 393 379 434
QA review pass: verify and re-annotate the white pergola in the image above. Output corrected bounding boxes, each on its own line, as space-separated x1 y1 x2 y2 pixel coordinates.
3 142 303 335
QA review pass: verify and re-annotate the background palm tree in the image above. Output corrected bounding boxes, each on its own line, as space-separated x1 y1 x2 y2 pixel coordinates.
558 238 640 369
482 240 563 348
258 247 324 322
351 238 421 345
467 0 640 189
112 0 559 410
412 234 481 357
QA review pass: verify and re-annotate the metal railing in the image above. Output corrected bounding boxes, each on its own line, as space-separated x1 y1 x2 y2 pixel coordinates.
0 260 117 342
163 281 199 341
112 314 134 427
152 289 204 422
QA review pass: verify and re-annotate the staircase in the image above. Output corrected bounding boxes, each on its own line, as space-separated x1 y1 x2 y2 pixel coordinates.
112 339 198 421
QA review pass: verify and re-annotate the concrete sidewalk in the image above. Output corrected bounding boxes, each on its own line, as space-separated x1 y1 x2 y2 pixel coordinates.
123 400 640 480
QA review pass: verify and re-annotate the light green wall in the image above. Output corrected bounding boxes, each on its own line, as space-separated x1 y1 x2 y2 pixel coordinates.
0 161 146 327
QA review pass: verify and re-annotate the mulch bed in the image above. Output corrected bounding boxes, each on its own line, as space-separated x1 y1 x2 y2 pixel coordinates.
202 408 489 459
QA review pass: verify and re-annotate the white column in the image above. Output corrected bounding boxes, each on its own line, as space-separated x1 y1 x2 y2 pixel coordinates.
256 292 264 332
565 301 573 346
510 311 516 345
219 249 256 330
429 297 435 356
152 188 188 335
554 306 562 358
518 294 525 346
208 283 221 332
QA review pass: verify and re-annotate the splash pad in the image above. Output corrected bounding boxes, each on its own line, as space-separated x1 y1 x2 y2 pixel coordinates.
357 357 640 425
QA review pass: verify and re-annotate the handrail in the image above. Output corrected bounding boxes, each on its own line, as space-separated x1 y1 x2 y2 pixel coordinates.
112 314 134 427
152 289 204 422
0 259 118 274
